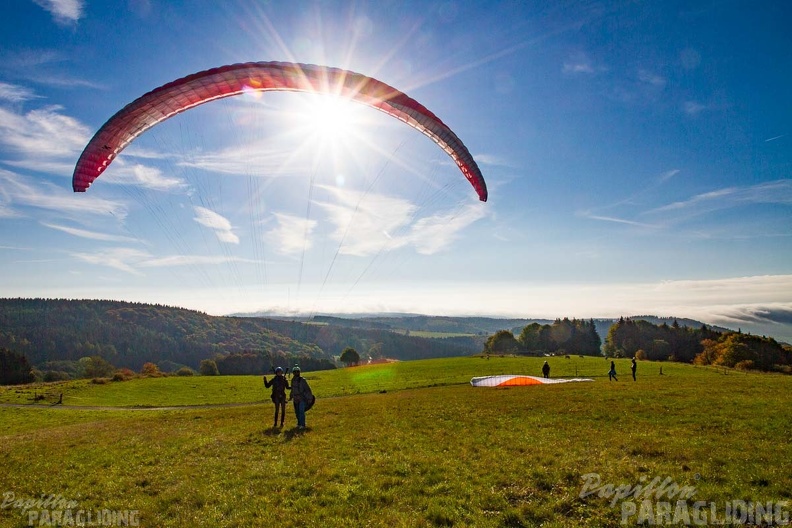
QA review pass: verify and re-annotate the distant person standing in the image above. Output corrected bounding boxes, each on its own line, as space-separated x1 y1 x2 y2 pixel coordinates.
264 367 290 428
631 357 637 381
608 360 618 381
289 367 313 430
542 361 550 379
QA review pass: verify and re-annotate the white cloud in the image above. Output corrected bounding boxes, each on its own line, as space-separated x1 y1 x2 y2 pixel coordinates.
683 101 707 115
33 0 85 24
316 186 416 256
140 255 253 267
563 61 594 74
101 163 187 192
581 213 659 229
315 186 488 256
177 138 308 177
42 222 140 243
267 213 317 256
70 247 149 275
0 105 90 159
637 69 666 87
0 82 40 103
407 204 488 254
193 206 239 244
648 179 792 216
0 168 127 219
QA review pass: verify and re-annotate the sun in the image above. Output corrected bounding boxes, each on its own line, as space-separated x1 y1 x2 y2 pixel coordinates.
298 94 363 148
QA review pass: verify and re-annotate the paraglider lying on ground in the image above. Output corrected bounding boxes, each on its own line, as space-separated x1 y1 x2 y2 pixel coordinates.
470 375 594 387
72 61 488 201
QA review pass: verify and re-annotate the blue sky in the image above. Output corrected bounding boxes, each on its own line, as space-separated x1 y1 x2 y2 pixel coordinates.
1 0 791 341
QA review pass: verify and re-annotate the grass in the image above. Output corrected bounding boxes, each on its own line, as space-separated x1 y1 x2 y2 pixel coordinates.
1 357 790 527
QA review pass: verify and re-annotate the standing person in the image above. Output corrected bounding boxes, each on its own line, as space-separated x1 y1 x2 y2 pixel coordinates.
264 367 290 428
631 357 637 381
541 361 550 379
289 366 313 430
608 360 618 381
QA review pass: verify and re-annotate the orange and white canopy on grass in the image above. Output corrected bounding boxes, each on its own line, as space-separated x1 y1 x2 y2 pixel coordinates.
470 375 593 387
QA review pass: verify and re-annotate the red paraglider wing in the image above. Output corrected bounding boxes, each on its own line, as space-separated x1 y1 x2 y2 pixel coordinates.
72 62 488 201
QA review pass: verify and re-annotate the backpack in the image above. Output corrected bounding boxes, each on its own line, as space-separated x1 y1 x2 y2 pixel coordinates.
305 393 316 412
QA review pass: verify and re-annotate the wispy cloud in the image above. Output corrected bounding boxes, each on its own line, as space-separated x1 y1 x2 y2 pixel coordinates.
683 101 707 116
580 213 659 229
267 213 317 256
408 204 488 254
140 255 254 267
315 186 488 256
658 169 680 182
71 247 148 275
648 179 792 216
562 53 604 75
32 0 85 25
41 222 140 243
69 246 252 275
0 169 127 219
0 105 90 159
193 206 239 244
316 186 416 256
177 138 308 177
637 69 666 87
102 163 187 191
0 82 41 103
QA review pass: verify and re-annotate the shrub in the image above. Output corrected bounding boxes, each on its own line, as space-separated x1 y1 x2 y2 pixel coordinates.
199 359 219 376
141 362 162 377
43 371 71 382
112 368 136 382
175 367 195 376
735 360 755 371
91 377 109 385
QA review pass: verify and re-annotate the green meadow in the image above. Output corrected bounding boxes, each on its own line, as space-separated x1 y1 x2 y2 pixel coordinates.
1 357 790 527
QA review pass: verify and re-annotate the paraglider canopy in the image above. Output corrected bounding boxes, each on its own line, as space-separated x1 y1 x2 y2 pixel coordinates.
470 375 593 387
72 62 487 201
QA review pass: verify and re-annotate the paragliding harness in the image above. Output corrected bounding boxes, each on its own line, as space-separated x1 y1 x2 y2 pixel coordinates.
267 367 290 404
292 376 316 412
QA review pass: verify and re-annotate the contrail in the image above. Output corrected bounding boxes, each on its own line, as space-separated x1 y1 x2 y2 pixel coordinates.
765 134 785 142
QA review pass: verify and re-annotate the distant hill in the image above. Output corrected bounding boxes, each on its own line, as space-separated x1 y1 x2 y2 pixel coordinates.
0 299 482 372
0 299 327 371
241 313 731 343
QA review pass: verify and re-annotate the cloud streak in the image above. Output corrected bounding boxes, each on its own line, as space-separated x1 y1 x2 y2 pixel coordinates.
0 105 90 159
193 206 239 244
648 179 792 216
33 0 85 24
0 168 127 219
42 222 140 243
0 82 41 103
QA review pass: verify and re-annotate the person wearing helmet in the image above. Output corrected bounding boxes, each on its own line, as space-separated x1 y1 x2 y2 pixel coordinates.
289 366 313 430
264 367 290 428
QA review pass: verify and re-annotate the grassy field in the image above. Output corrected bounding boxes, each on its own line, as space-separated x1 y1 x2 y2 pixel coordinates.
1 357 790 527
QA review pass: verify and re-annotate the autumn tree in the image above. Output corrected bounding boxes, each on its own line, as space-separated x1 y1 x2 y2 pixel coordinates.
340 347 360 366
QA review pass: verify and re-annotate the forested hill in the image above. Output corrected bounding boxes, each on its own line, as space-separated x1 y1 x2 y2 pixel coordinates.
0 299 481 371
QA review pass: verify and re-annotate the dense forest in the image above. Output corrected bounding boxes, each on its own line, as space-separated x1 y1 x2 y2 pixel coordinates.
603 317 791 372
0 299 481 382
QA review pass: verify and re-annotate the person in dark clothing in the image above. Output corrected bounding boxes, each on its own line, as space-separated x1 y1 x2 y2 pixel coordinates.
264 367 290 428
289 366 313 430
631 357 637 381
608 360 618 381
541 361 550 379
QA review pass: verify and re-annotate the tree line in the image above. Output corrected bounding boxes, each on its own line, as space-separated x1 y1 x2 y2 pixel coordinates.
604 317 791 372
484 318 602 356
0 298 482 384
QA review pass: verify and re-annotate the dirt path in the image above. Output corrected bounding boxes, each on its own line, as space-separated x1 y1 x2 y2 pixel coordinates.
0 402 267 411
